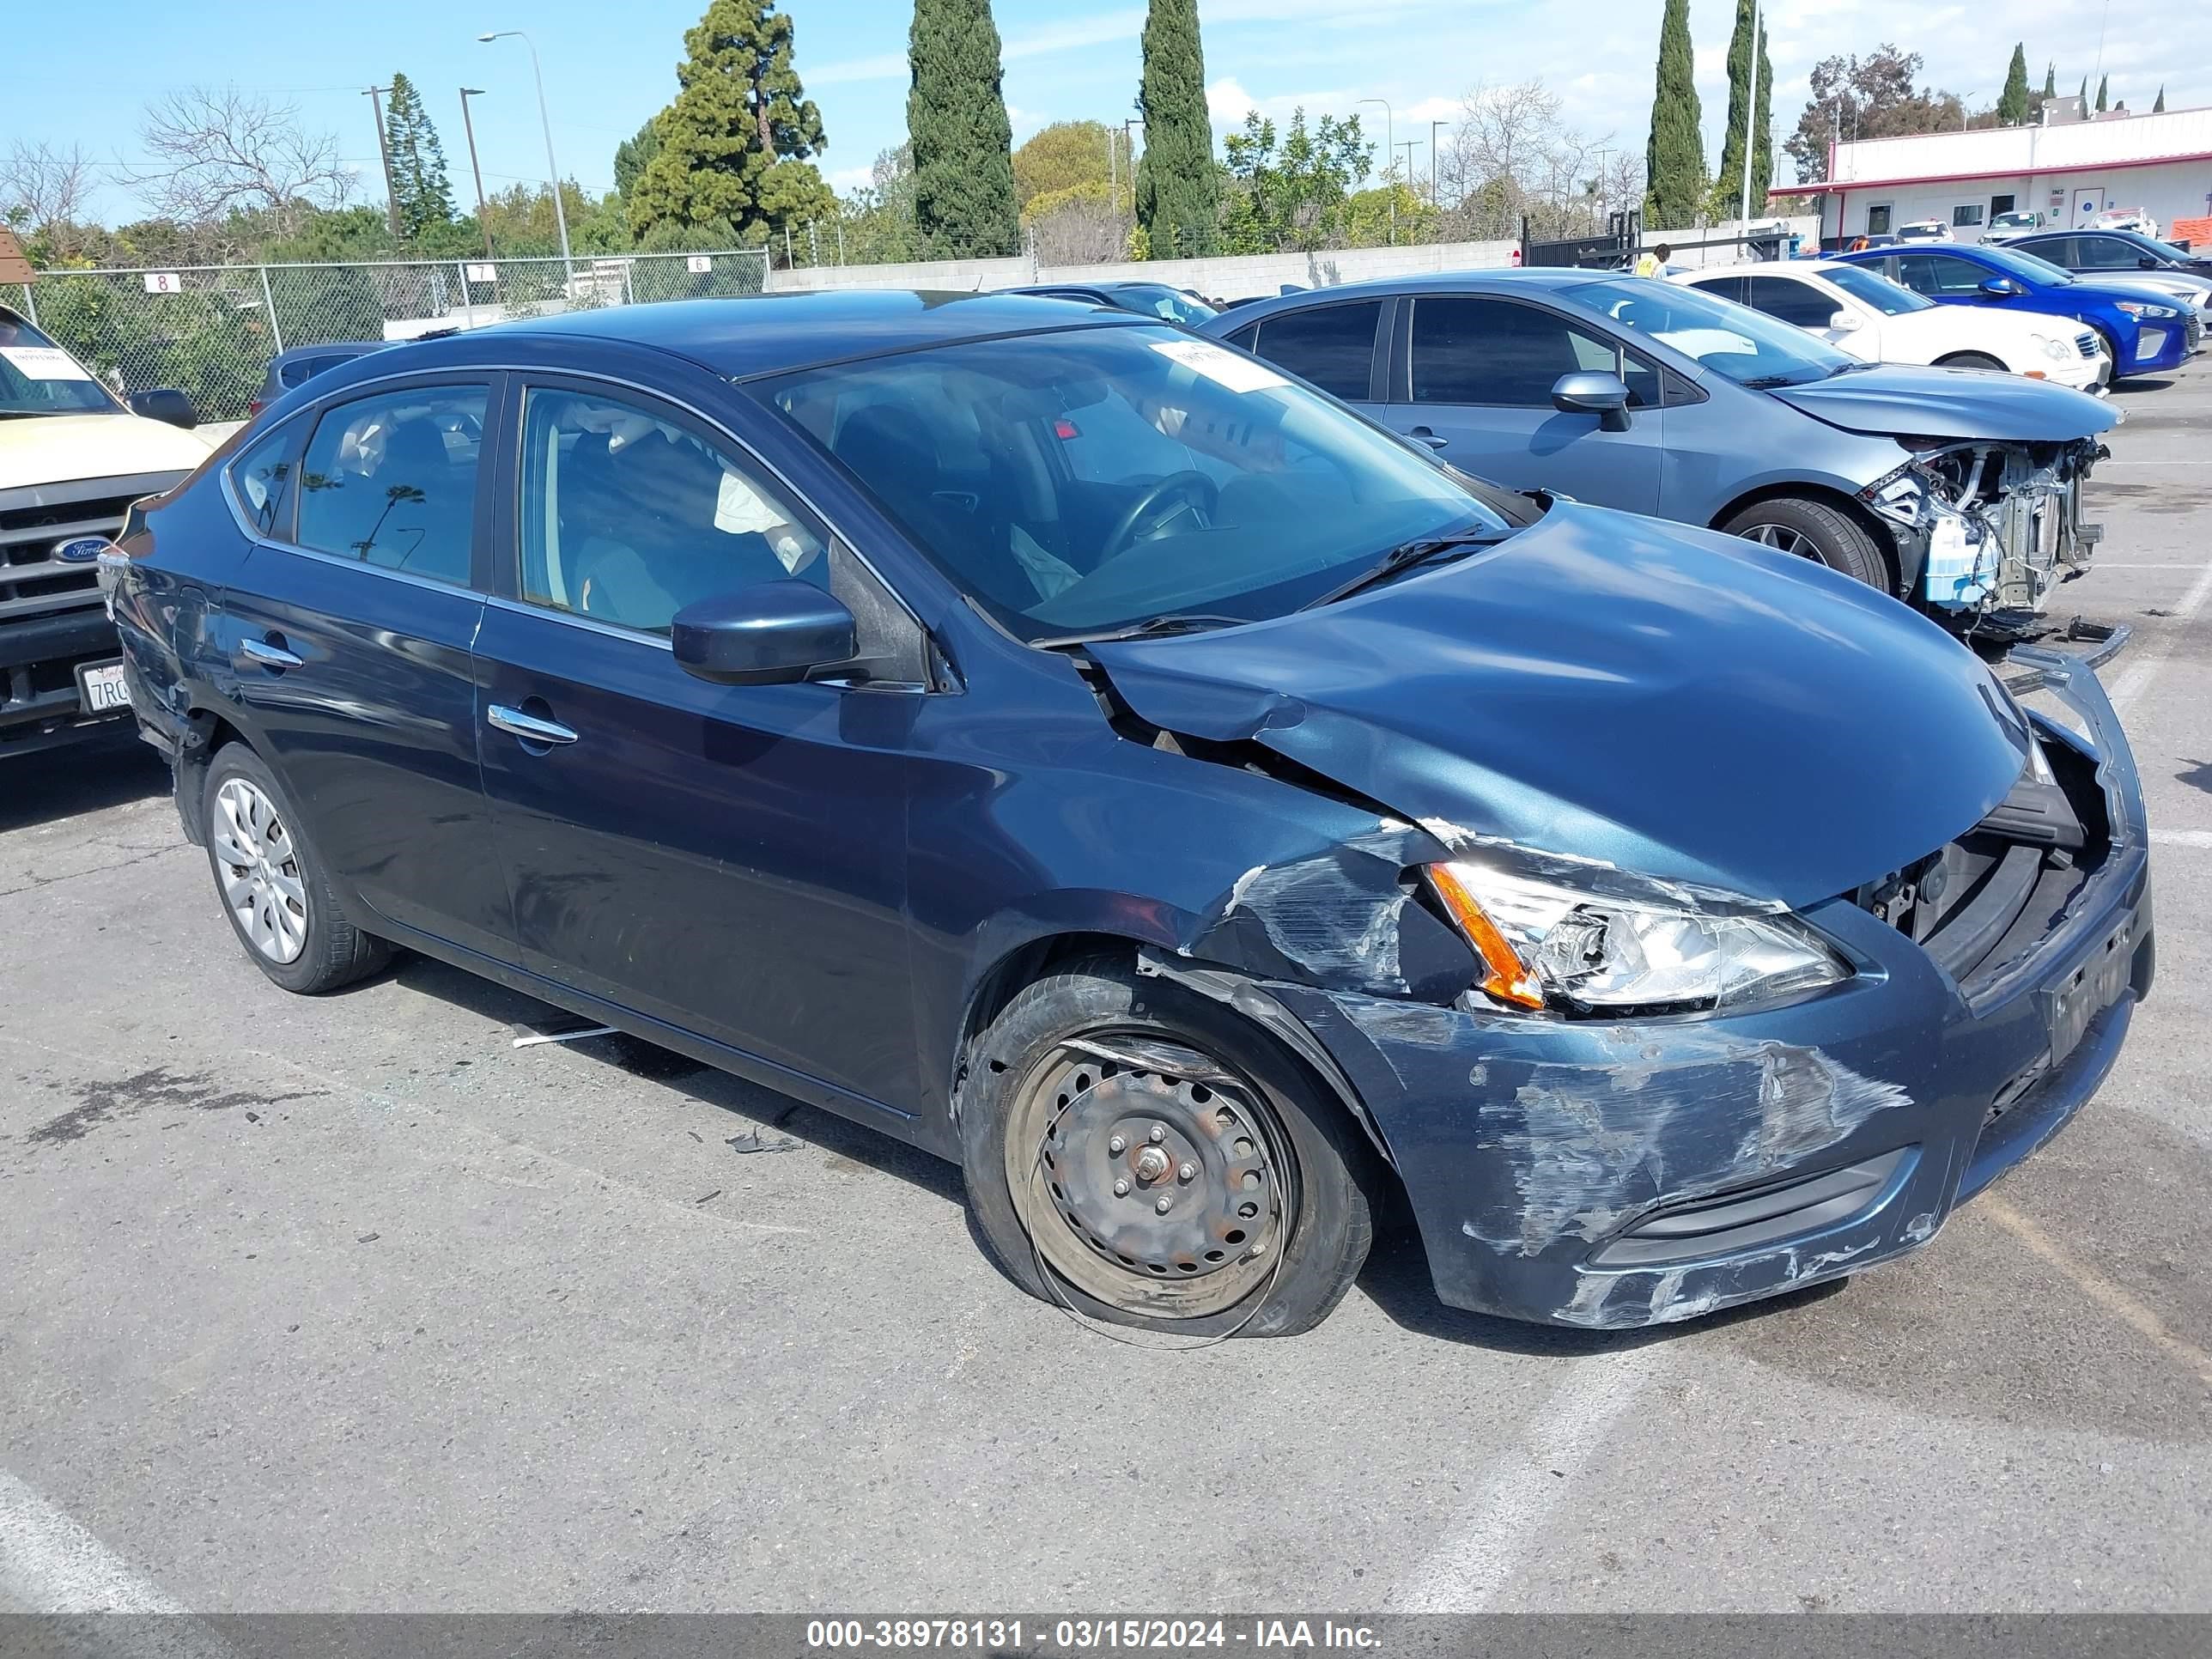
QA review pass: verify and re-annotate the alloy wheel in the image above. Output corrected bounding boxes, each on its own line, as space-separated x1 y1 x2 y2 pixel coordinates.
1002 1031 1294 1318
211 777 310 964
1739 522 1815 559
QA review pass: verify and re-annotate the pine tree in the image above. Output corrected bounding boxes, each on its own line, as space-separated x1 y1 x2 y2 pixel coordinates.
629 1 835 245
2154 85 2166 112
1713 0 1773 214
2095 75 2108 112
613 118 662 199
1135 0 1220 257
384 73 455 240
1997 46 2030 125
1644 0 1705 230
906 0 1019 256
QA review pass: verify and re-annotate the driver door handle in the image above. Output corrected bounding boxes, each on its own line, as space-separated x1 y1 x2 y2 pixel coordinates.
238 636 303 670
1409 426 1449 450
487 704 579 745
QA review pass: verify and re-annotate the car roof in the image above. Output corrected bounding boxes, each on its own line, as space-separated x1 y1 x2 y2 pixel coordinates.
271 341 384 364
1677 258 1844 277
1212 267 1627 319
465 289 1136 379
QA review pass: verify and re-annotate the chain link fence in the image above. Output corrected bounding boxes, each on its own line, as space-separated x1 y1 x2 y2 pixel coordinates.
11 249 769 423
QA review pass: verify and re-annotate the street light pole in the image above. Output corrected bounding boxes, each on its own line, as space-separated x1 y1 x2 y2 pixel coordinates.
364 86 400 239
1397 138 1422 204
1430 119 1445 207
477 29 572 279
1736 0 1761 234
459 88 494 258
1355 98 1393 243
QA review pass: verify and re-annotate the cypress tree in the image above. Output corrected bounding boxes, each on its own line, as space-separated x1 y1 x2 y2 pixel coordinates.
907 0 1019 256
1714 0 1773 214
613 118 662 199
2154 85 2166 112
2078 76 2087 106
384 72 455 239
1997 46 2029 125
2042 64 2056 100
1644 0 1705 230
1136 0 1220 258
2095 75 2108 112
629 1 834 246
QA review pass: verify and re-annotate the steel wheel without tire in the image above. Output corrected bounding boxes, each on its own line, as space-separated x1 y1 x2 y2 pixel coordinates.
202 744 392 994
211 777 309 963
961 958 1375 1338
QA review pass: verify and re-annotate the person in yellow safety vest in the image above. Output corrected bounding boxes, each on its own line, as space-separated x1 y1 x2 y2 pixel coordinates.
1633 243 1672 277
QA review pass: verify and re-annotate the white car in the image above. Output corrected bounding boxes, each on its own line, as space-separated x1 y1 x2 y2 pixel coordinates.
1671 260 2108 392
1896 220 1953 242
2091 207 2160 238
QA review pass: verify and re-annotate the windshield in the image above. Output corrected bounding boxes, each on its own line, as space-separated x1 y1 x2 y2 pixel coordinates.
1976 244 2075 286
1824 263 1935 315
1571 279 1856 386
1112 285 1218 325
759 324 1510 641
0 317 122 417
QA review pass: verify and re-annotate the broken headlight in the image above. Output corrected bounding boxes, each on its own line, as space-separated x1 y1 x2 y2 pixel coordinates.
1428 861 1848 1015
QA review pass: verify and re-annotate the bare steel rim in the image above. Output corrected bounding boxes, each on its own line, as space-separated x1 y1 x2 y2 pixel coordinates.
210 777 309 965
1003 1030 1295 1320
1737 521 1817 561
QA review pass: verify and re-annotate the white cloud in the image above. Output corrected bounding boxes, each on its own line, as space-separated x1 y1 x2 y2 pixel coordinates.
1207 76 1257 125
829 165 876 191
811 51 907 88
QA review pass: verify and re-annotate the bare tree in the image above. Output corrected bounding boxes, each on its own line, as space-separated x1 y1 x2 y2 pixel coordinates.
1436 82 1624 241
124 88 350 241
1 142 102 260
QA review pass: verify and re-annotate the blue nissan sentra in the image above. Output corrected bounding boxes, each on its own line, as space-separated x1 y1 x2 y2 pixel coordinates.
1834 240 2197 379
104 292 2152 1335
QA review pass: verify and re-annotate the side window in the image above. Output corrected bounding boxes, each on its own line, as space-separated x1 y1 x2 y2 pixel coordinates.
1250 301 1382 400
1221 323 1259 353
1744 276 1840 329
296 386 487 586
2075 236 2134 270
1952 204 1984 228
1896 253 1987 296
1410 296 1655 409
229 422 299 538
1866 204 1893 235
1689 275 1747 305
519 386 826 636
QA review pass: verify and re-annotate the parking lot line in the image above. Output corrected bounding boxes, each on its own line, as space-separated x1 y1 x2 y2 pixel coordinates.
1390 1347 1671 1612
0 1468 181 1614
2109 559 2212 716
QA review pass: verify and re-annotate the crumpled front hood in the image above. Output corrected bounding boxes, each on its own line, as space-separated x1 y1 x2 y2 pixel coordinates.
0 413 212 492
1092 503 2030 909
1767 364 2116 442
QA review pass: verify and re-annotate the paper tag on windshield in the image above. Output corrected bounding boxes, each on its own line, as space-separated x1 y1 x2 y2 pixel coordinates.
0 345 95 382
1150 338 1287 394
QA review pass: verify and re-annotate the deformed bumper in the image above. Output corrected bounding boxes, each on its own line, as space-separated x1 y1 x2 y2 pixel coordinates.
1269 651 2154 1329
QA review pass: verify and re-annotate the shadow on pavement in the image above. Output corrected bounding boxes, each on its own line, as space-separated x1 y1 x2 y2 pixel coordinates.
0 728 168 833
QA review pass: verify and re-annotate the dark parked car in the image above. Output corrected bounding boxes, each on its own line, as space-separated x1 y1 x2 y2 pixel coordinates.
1832 242 2198 378
1002 282 1218 325
247 342 388 419
1204 271 2115 623
107 292 2152 1334
1990 228 2212 306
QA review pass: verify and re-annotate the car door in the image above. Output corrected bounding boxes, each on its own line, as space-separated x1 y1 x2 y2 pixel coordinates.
1239 297 1386 410
1382 293 1662 513
471 374 928 1117
1742 274 1870 354
216 374 514 959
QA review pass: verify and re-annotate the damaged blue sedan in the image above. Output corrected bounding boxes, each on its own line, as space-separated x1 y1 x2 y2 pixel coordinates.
107 291 2153 1335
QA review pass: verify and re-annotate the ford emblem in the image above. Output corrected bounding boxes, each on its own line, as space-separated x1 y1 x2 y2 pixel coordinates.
54 536 112 563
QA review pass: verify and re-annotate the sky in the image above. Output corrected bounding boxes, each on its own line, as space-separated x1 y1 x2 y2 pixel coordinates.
11 0 2209 229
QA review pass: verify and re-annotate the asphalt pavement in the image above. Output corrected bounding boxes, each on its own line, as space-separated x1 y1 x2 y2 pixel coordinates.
3 362 2209 1616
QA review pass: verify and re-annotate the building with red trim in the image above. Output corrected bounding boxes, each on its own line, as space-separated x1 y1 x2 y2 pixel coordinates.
1771 99 2212 245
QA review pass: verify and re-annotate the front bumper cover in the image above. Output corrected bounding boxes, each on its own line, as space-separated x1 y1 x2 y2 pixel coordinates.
1266 648 2152 1329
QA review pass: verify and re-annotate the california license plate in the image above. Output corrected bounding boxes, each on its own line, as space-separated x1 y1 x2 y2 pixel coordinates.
76 659 130 714
2041 914 2136 1070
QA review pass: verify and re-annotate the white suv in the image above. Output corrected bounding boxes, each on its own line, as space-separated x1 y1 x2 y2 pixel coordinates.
1672 260 2107 392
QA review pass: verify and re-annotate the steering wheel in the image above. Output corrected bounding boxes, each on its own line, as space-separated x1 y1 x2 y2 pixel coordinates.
1102 471 1218 558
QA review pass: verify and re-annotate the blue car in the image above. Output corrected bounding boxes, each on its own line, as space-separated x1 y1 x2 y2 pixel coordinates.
106 293 2151 1334
1205 271 2115 623
1833 241 2197 379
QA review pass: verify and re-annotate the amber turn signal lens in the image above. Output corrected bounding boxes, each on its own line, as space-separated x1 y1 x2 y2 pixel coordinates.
1427 865 1546 1010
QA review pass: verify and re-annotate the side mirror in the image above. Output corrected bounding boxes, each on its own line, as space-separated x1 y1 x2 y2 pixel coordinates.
1978 276 2024 299
672 581 857 687
1827 310 1864 332
127 388 198 429
1551 371 1632 432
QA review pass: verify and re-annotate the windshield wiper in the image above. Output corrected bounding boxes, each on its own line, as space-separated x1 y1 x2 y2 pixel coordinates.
1738 372 1814 389
1033 612 1250 649
1298 528 1505 611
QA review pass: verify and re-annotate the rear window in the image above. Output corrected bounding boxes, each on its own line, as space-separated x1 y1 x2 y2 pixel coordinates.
1250 301 1382 400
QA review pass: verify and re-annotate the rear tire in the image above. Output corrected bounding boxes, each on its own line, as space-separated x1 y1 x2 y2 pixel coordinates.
959 958 1375 1338
1722 496 1895 592
203 744 391 994
1936 351 2008 371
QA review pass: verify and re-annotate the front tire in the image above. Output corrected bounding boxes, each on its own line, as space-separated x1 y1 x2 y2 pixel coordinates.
1936 351 2008 371
204 744 390 994
1722 496 1895 592
959 959 1375 1338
